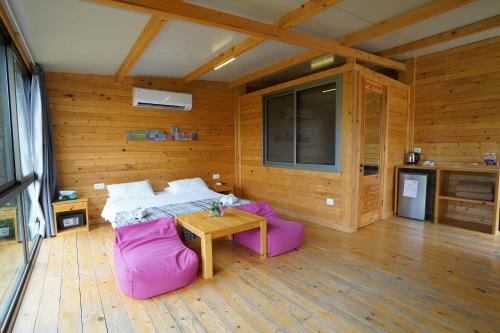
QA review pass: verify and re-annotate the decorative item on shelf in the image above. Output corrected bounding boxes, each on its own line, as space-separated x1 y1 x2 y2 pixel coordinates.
483 152 497 166
126 129 169 141
58 190 77 201
126 128 198 141
208 201 226 217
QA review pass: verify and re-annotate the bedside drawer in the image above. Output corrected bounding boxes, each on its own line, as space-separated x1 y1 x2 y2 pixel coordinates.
53 202 86 213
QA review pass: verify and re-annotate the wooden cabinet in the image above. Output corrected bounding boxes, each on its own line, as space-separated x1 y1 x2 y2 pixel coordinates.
52 198 89 235
395 165 499 235
436 168 499 234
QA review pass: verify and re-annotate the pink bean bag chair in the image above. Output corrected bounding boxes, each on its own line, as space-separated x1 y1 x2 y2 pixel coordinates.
114 218 198 299
234 201 304 257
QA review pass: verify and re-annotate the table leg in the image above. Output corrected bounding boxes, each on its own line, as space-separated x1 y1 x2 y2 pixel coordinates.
200 234 213 279
260 219 267 258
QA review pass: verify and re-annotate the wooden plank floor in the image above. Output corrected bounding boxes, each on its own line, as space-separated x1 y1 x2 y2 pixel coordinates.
12 217 500 333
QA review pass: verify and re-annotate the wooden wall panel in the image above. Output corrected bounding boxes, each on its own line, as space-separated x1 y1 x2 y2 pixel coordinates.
238 66 358 233
384 85 409 218
47 73 235 225
414 36 500 164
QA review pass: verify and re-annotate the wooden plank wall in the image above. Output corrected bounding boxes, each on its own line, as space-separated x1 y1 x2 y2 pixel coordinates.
414 36 500 163
384 84 410 218
238 65 358 232
47 73 235 225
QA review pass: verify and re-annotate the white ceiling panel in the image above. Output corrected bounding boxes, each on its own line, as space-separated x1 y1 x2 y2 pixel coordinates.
295 0 433 41
129 19 247 78
186 0 306 24
366 0 500 55
294 7 372 40
395 27 500 60
9 0 149 74
199 40 307 82
394 0 500 42
7 0 500 81
336 0 434 24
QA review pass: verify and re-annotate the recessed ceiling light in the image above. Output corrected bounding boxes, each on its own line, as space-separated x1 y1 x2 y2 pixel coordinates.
311 54 335 71
214 57 236 71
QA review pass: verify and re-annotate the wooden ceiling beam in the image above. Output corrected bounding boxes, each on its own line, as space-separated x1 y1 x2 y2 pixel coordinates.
115 15 168 81
229 50 324 88
378 15 500 58
228 0 476 87
86 0 407 72
339 0 476 46
183 0 342 83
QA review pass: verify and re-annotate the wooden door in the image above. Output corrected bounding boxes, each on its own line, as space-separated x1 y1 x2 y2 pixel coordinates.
358 79 387 228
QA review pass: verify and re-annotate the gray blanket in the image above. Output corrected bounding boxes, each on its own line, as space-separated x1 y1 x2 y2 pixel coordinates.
114 198 252 240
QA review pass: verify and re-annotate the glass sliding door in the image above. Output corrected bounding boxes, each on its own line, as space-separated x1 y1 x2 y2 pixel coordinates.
0 41 14 192
0 32 40 330
0 194 27 320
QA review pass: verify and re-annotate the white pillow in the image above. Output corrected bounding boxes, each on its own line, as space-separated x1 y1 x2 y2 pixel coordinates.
107 180 155 201
167 177 208 194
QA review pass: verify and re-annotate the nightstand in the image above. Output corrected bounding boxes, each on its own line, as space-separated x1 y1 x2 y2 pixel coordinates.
52 198 89 235
212 183 233 195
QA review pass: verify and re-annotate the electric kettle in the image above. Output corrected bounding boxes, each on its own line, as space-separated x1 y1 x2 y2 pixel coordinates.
406 152 420 164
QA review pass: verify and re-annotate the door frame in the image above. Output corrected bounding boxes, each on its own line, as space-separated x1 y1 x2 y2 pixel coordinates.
357 77 388 228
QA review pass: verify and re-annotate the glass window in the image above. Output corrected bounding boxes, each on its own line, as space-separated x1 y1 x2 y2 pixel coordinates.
297 83 336 165
14 59 32 177
0 43 14 189
265 92 294 163
0 40 39 328
0 195 27 323
263 75 342 171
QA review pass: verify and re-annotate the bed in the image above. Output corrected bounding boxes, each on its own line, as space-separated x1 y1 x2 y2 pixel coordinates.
101 179 250 240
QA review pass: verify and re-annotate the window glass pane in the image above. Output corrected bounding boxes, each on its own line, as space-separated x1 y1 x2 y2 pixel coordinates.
265 93 294 163
296 82 336 165
14 60 33 177
0 43 14 188
0 195 27 323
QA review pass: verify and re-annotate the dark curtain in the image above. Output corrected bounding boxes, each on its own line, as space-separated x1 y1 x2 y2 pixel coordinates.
33 65 57 237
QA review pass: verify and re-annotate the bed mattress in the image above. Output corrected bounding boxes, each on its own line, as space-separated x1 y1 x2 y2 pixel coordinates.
101 189 251 235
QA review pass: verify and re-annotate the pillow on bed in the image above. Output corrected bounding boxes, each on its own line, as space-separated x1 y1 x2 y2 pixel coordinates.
107 180 155 201
167 177 208 194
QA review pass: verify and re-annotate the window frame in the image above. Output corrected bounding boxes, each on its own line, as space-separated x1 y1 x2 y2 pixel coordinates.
0 21 41 333
262 74 342 172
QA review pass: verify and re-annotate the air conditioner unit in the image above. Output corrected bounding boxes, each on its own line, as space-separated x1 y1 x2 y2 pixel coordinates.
132 87 192 111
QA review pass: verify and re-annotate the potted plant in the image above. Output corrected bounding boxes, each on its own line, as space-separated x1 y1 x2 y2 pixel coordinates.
209 201 226 217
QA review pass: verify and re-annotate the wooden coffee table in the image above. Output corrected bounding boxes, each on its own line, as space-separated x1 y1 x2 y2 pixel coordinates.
175 207 267 279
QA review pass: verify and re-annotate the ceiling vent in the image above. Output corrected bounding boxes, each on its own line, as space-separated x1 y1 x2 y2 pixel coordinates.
132 88 192 111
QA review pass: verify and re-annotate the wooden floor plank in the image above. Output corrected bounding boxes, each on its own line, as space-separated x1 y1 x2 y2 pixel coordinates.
14 217 500 333
33 235 64 333
12 239 52 333
88 228 133 333
59 235 83 332
77 232 107 333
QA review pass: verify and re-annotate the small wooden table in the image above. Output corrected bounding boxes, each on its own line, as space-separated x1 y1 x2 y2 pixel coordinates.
175 208 266 279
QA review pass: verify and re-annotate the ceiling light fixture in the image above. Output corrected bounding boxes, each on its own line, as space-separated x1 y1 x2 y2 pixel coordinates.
311 54 335 71
214 57 236 71
322 88 336 93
